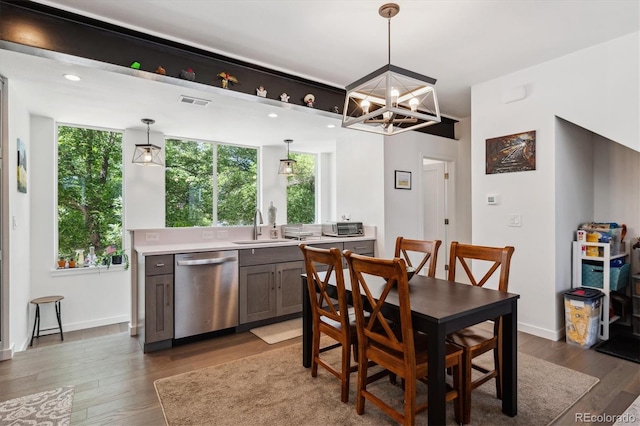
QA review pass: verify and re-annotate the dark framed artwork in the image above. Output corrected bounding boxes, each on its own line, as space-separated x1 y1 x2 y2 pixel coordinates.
17 138 27 193
394 170 411 190
485 130 536 174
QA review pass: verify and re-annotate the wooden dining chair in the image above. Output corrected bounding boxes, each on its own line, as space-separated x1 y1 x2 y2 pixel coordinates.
299 243 359 403
446 241 515 425
394 237 442 278
344 250 463 425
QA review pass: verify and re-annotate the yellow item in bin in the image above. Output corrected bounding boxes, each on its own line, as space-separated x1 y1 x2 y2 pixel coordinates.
586 246 599 257
586 232 600 242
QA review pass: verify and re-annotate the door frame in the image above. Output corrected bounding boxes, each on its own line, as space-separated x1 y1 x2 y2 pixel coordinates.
418 153 457 279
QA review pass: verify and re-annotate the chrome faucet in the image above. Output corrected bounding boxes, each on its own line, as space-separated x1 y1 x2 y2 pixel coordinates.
253 209 263 240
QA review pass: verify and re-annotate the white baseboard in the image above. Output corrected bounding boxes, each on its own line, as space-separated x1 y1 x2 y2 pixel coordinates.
0 344 14 361
30 315 130 336
519 321 563 341
128 322 138 336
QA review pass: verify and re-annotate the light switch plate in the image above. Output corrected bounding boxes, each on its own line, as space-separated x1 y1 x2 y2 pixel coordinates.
145 232 160 241
508 214 522 227
487 194 499 205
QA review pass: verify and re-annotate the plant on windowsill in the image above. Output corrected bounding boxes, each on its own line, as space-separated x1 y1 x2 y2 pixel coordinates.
106 249 129 270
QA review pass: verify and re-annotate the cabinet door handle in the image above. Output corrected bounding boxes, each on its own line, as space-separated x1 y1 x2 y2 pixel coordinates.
278 270 281 289
166 284 170 307
271 271 275 290
156 263 165 267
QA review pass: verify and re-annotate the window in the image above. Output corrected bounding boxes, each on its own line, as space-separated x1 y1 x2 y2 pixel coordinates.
287 152 316 223
165 139 258 226
57 125 123 262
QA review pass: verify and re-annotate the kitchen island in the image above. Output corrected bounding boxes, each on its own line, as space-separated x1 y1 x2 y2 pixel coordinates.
130 226 376 352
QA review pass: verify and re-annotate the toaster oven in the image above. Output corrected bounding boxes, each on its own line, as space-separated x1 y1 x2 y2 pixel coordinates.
322 222 364 237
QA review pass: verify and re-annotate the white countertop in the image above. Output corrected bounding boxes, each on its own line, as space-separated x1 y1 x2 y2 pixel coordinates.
134 235 375 256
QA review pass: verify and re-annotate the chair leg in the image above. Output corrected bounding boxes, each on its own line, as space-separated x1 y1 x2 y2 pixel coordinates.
311 328 320 377
403 371 416 426
55 300 64 341
453 362 464 425
341 338 351 403
29 304 40 347
356 349 368 415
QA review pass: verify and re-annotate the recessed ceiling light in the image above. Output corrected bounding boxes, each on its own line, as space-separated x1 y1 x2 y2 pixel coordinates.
327 124 336 128
63 74 81 82
268 113 278 118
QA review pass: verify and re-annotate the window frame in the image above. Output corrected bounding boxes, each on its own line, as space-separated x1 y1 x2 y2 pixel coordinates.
164 136 261 227
54 122 125 273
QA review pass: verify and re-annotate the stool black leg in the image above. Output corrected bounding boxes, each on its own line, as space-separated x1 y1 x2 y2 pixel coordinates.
55 300 64 341
30 304 40 347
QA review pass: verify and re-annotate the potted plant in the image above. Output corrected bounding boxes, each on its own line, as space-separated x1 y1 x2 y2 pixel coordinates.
57 255 67 269
108 249 129 270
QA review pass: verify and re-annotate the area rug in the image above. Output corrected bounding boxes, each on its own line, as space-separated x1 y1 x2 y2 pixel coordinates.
614 394 640 426
249 318 302 344
595 333 640 364
154 343 598 425
0 386 74 426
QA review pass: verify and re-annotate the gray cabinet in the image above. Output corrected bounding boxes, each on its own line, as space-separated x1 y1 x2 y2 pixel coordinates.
239 243 346 325
144 255 174 345
239 260 305 324
239 264 276 323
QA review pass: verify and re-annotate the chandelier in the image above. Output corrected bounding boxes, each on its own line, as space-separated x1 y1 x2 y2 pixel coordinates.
132 118 164 166
342 3 441 136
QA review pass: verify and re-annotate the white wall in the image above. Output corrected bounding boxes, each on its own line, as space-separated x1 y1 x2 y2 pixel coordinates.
554 118 595 331
472 32 640 339
335 132 386 253
7 81 31 354
382 123 472 259
26 117 130 352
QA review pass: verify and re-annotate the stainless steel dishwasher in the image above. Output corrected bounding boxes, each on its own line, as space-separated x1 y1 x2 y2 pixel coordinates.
174 250 239 339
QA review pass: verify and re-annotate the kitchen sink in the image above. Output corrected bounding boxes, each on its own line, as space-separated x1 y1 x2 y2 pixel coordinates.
232 239 292 244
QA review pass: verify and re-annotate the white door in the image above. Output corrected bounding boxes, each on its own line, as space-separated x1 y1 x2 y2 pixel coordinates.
423 160 447 278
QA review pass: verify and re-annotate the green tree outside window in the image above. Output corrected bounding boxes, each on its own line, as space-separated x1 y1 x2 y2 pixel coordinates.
57 125 123 259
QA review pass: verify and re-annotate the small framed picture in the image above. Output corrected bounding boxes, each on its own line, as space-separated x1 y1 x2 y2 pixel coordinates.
394 170 411 190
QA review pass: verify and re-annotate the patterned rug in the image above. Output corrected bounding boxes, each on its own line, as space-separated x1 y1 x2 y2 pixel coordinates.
155 343 599 425
0 386 74 426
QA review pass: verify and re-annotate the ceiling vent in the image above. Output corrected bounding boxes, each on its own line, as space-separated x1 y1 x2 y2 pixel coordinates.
179 95 211 107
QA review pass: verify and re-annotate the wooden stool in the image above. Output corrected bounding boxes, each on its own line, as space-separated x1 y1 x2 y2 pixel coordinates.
30 295 64 346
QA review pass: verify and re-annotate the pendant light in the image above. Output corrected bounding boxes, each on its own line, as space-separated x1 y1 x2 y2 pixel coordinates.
278 139 296 176
132 118 164 166
342 3 441 136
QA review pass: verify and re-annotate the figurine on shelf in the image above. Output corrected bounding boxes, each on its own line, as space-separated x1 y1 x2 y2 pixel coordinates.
217 72 238 89
155 66 166 75
332 105 340 114
256 86 267 97
304 93 315 108
279 93 290 103
130 61 141 70
179 68 196 81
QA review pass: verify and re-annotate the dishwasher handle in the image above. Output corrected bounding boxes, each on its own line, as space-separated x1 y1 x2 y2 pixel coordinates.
176 256 238 266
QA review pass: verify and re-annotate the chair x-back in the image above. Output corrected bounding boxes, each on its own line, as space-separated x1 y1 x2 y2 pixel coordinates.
299 243 358 403
446 241 515 425
394 237 442 278
344 250 463 425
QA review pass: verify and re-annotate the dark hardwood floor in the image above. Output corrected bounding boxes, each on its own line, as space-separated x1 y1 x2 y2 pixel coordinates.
0 323 638 425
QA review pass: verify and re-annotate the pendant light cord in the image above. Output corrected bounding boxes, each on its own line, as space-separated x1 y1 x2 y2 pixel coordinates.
387 15 391 65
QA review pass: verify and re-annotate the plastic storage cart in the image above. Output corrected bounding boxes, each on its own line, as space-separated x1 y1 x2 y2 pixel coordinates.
564 287 604 348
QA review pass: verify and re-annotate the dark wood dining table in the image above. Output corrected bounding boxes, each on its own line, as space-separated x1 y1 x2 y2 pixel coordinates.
301 270 520 425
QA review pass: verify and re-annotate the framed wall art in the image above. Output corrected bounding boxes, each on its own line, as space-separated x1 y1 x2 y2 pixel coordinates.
394 170 411 190
485 130 536 174
17 138 27 193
